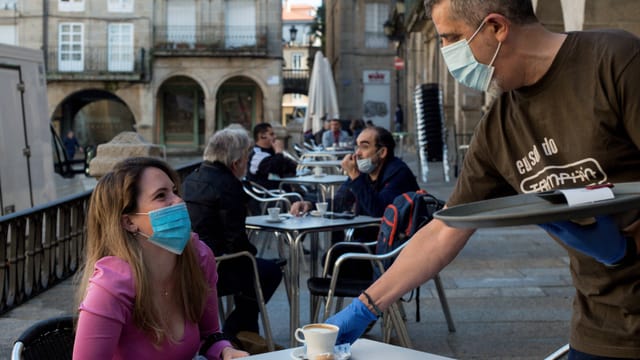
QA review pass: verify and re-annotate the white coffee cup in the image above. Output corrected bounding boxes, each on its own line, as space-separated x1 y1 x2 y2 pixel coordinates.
316 202 328 215
294 323 339 358
313 166 324 177
267 207 280 220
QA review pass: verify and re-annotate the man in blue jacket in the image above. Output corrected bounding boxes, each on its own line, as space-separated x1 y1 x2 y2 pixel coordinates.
291 126 419 279
291 126 419 218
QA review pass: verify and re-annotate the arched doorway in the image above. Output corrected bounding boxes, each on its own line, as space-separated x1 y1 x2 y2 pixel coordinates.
52 89 135 149
157 76 205 150
216 76 263 131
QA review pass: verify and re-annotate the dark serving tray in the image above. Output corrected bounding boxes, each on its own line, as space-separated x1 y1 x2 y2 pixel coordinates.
434 182 640 228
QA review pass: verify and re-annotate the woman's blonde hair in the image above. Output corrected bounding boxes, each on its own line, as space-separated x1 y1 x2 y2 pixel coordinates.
75 157 209 344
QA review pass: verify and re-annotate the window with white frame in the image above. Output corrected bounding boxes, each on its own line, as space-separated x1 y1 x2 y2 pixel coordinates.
108 23 134 71
0 25 17 45
291 52 304 100
291 52 303 70
365 3 389 49
108 0 133 12
58 23 84 72
166 0 196 46
59 0 84 12
0 0 17 10
225 0 256 48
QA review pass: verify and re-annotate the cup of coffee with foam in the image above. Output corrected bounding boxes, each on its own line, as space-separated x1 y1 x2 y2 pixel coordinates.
294 323 339 359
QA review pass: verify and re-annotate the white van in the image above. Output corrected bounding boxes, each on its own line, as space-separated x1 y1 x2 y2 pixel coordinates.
0 44 57 215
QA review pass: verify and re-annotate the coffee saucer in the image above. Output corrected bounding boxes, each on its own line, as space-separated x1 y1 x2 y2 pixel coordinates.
310 210 324 217
266 214 290 223
290 344 351 360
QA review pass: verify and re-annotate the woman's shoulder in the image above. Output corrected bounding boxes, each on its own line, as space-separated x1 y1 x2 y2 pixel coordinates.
91 256 136 296
191 234 216 266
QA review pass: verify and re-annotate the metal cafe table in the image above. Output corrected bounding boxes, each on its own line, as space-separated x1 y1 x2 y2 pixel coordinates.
278 174 347 202
245 214 380 346
242 338 455 360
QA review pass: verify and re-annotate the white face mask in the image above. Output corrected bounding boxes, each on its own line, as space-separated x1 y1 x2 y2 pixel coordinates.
440 21 502 92
356 157 375 174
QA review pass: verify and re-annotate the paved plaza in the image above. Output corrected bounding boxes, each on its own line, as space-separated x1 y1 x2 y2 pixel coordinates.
0 151 573 359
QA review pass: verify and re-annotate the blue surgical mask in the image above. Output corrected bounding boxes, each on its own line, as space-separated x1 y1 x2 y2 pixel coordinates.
440 21 502 92
136 203 192 255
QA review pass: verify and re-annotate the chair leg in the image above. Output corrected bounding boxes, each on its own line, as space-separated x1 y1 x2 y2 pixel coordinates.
250 263 275 351
544 343 570 360
433 274 456 332
218 298 226 327
388 301 413 348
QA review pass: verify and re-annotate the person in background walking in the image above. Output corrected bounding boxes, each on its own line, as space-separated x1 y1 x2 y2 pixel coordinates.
394 105 404 132
63 130 82 159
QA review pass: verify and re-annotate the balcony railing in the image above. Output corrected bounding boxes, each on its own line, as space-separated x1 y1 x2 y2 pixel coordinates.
153 25 268 56
364 32 390 49
0 160 200 315
46 47 148 81
282 69 310 94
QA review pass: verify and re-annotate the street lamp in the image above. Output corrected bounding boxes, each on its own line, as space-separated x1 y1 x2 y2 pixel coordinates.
383 20 395 38
289 25 298 44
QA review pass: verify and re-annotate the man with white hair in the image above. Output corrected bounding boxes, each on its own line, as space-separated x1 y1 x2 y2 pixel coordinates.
182 126 283 353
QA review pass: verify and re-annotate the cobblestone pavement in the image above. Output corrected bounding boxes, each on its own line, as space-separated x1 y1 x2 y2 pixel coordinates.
1 151 572 359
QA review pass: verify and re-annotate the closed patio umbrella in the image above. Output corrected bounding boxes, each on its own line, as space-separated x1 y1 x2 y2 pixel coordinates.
303 51 340 135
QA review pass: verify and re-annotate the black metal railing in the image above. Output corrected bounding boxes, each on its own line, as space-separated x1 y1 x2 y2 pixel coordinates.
282 69 310 94
153 25 268 55
0 160 201 315
46 47 148 81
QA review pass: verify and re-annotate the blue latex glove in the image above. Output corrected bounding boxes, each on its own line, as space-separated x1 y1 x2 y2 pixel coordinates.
538 215 627 266
325 298 377 345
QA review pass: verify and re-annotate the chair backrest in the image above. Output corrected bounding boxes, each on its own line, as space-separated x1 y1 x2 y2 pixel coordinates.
375 190 445 276
11 315 76 360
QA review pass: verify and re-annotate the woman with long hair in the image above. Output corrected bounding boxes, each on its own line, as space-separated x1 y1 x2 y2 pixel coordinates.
73 157 247 359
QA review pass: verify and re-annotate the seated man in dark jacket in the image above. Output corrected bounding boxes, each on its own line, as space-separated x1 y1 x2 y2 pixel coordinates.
247 122 298 190
290 126 419 276
182 127 282 352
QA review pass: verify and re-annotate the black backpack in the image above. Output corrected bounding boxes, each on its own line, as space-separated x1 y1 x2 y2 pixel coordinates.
374 189 445 321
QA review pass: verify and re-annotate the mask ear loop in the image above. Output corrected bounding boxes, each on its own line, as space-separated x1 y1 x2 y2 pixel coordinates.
488 42 502 66
467 20 486 44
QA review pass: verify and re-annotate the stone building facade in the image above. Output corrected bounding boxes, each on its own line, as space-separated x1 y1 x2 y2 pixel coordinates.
0 0 284 153
324 0 399 129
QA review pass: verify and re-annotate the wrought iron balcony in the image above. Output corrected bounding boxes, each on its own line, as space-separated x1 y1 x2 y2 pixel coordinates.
46 47 148 82
153 25 268 56
282 69 309 95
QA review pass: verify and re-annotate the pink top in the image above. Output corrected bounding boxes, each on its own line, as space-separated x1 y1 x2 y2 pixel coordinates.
73 235 232 359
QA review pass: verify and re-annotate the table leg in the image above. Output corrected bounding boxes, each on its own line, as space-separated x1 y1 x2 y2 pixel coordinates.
290 231 306 347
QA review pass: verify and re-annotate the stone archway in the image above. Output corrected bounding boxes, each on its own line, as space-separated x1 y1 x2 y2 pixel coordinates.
215 76 264 131
51 89 135 149
157 75 205 150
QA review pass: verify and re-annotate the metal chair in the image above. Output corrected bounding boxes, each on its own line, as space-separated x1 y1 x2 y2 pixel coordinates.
544 343 570 360
307 239 456 348
11 315 76 360
215 251 276 352
242 179 303 216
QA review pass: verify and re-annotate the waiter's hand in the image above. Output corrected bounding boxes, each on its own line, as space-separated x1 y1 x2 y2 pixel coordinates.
538 215 628 266
341 153 360 180
326 298 377 345
290 201 313 216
